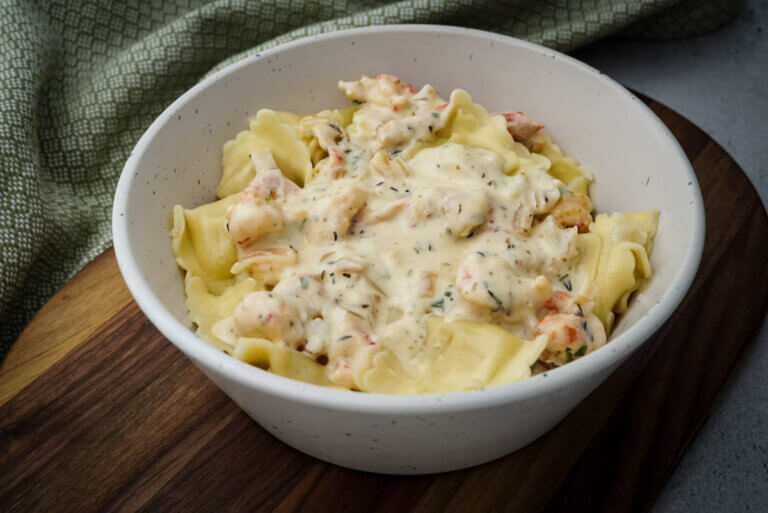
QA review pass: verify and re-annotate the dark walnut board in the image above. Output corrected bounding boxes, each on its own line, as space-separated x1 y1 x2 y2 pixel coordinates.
1 96 767 513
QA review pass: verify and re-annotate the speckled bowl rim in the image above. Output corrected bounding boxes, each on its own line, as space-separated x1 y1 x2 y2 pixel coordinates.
113 24 705 414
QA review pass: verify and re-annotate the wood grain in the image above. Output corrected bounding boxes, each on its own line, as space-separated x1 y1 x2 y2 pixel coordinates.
1 97 766 513
0 249 133 405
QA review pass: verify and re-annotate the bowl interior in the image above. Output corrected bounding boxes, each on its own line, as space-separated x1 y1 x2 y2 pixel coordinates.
115 26 702 385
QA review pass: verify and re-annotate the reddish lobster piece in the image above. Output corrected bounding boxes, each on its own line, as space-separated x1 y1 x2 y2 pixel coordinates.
494 111 544 145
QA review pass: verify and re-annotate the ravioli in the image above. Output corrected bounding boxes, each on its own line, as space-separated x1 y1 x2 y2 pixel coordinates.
170 75 658 392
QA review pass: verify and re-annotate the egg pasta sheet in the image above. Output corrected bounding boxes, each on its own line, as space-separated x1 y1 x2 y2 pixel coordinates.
170 75 658 393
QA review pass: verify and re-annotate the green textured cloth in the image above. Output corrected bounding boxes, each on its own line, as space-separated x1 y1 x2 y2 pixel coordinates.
0 0 738 357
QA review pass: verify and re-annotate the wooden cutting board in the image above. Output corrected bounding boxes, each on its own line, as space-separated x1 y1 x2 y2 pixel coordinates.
1 96 767 513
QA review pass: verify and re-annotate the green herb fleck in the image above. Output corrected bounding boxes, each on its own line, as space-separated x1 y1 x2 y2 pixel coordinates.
487 290 503 311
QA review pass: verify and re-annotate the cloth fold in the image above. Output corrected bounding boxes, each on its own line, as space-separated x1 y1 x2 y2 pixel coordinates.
0 0 738 357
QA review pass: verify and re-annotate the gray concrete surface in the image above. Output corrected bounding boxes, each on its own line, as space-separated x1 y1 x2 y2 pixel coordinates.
572 1 768 510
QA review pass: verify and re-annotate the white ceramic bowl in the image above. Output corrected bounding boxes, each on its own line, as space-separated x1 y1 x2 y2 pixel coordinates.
112 25 704 474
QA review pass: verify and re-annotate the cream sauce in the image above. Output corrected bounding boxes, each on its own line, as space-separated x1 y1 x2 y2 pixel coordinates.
216 75 607 385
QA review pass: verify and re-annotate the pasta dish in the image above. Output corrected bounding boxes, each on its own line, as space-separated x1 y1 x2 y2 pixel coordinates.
170 75 658 393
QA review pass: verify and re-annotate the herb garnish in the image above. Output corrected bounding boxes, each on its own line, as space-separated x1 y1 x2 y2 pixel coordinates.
487 290 503 311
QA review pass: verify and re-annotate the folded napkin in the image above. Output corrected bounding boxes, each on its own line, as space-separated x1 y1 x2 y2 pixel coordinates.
0 0 738 357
